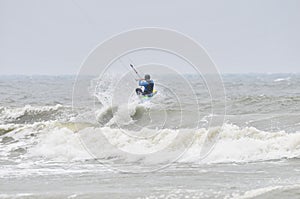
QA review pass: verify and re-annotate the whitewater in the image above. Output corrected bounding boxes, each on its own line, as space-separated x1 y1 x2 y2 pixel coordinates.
1 74 300 198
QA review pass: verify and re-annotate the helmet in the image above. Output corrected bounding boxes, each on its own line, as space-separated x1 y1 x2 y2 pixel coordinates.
144 74 150 80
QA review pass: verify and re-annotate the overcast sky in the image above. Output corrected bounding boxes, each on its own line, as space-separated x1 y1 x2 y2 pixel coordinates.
1 0 299 75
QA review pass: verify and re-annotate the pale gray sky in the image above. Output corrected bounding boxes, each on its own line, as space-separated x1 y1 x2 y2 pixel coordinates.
1 0 299 75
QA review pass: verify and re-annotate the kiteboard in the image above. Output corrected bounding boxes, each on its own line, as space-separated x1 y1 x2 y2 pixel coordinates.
138 89 158 102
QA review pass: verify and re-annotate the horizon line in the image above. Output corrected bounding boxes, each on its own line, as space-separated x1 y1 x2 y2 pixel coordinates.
0 72 299 76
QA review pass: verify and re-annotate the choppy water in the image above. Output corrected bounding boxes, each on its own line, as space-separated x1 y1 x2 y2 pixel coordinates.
1 74 300 198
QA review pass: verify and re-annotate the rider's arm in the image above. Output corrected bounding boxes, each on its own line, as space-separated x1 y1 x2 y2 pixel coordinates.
139 80 148 86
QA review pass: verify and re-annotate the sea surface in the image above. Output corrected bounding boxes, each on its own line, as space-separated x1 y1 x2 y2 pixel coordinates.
0 74 300 198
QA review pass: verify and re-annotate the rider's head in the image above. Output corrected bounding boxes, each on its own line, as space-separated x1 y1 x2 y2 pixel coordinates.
144 74 151 81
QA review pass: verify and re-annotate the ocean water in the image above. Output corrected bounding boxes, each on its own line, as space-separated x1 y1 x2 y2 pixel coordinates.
0 74 300 198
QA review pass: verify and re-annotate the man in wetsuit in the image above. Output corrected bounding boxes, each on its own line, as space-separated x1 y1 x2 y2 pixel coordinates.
135 74 154 96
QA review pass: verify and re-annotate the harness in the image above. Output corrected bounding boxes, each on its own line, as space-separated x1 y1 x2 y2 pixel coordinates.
144 81 154 94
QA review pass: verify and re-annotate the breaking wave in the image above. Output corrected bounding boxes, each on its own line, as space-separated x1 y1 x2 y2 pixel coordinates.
1 116 300 165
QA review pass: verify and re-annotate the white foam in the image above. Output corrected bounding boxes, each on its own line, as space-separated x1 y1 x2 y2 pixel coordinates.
232 184 300 199
106 102 138 126
181 124 300 164
0 104 63 122
28 126 91 161
274 77 291 82
0 122 52 158
17 123 300 164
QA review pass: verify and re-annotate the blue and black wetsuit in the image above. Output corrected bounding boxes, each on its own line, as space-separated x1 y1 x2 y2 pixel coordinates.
136 80 154 96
